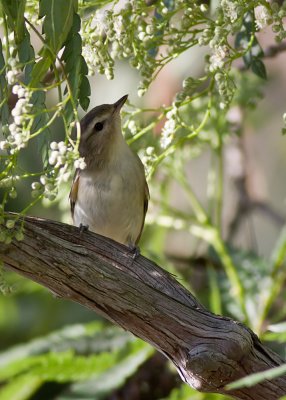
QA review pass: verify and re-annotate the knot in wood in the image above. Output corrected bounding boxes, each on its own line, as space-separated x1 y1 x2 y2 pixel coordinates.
185 345 240 391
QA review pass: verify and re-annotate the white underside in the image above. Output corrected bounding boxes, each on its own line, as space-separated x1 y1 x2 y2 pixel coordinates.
73 143 145 246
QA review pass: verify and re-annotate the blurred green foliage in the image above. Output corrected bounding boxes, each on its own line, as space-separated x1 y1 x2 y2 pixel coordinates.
1 0 286 399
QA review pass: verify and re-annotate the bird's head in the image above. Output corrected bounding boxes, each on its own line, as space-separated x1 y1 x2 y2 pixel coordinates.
79 95 128 164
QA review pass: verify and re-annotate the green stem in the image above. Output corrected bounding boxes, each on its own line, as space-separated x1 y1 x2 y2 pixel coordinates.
211 231 247 322
173 165 208 225
29 109 60 139
215 133 224 233
171 157 247 321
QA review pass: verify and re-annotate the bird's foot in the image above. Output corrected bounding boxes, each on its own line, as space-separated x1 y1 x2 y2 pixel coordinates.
129 244 141 260
79 223 89 236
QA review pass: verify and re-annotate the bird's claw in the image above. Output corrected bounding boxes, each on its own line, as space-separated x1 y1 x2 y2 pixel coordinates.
79 223 89 236
129 245 140 260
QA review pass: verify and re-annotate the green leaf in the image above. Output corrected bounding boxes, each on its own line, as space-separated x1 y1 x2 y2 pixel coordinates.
40 0 77 53
160 384 232 400
31 90 51 168
61 12 90 120
0 322 132 369
268 322 286 333
251 58 267 80
18 28 36 84
0 339 152 384
30 48 52 87
226 364 286 390
1 0 26 43
79 75 91 110
270 226 286 268
207 265 222 315
58 341 154 399
236 12 266 80
15 0 26 44
0 375 42 400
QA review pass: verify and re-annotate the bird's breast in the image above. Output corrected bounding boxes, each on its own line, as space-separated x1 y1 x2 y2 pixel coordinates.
73 155 145 245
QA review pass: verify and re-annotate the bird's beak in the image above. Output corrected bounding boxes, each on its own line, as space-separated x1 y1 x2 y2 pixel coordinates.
113 94 128 113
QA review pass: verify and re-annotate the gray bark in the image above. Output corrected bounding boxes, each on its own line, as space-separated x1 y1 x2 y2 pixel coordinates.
0 215 286 399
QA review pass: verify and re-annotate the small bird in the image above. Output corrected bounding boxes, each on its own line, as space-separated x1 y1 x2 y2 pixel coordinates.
70 95 149 247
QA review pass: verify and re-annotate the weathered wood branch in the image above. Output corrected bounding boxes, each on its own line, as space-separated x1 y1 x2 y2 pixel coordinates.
1 215 286 400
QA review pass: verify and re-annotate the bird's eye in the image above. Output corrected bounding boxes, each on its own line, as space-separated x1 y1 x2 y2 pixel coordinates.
94 121 104 131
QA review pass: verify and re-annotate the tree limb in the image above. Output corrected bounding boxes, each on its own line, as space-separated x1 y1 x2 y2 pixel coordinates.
1 215 286 400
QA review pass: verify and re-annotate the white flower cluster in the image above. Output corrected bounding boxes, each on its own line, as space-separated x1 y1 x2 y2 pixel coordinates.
0 175 19 189
82 43 97 76
92 10 107 35
160 108 177 149
0 85 32 153
30 142 86 202
137 23 154 43
74 157 87 170
31 175 57 201
139 146 156 176
81 10 109 76
221 0 238 23
209 46 228 72
3 33 21 85
24 1 40 27
0 175 19 201
255 5 271 30
49 141 86 171
113 15 124 40
127 120 138 135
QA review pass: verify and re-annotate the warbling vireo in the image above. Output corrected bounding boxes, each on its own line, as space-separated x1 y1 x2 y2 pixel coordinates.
70 95 149 247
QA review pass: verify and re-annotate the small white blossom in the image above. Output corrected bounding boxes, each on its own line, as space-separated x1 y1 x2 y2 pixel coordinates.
209 46 227 71
113 15 123 39
17 87 27 98
137 88 146 97
146 146 155 156
40 175 47 185
160 120 175 149
58 141 65 148
92 10 106 34
139 147 156 176
11 84 29 99
59 145 67 155
12 84 20 95
138 32 146 41
6 70 19 85
200 4 208 13
146 25 154 35
8 32 15 42
0 177 12 188
0 141 9 150
74 157 86 170
14 115 24 126
31 182 41 190
50 141 58 150
255 5 271 30
58 166 71 183
7 57 17 67
128 120 137 134
6 219 15 229
9 189 17 199
221 0 238 23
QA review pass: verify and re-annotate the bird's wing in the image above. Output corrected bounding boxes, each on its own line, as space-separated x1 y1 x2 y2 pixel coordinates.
135 178 150 245
69 169 80 218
